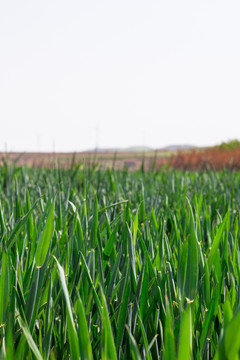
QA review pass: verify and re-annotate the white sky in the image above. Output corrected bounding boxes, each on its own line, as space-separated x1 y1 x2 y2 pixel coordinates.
0 0 240 152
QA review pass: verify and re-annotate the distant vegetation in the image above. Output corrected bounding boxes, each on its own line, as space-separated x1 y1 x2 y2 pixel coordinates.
215 139 240 150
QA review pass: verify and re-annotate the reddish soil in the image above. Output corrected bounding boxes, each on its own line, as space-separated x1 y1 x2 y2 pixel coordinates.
170 148 240 171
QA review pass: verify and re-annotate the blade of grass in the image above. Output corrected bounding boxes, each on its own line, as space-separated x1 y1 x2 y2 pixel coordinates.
177 306 192 360
54 256 80 360
35 198 55 268
101 289 117 360
16 314 43 360
208 211 229 272
184 198 199 301
76 292 93 360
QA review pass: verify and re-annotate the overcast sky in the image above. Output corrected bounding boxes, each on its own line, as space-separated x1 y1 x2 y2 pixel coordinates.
0 0 240 152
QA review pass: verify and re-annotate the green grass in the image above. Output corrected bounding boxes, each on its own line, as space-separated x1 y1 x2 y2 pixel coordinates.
1 163 240 359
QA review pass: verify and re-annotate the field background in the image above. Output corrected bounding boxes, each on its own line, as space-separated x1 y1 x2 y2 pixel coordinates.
1 142 240 171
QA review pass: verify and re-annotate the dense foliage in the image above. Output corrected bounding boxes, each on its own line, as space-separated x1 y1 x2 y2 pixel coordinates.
0 163 240 359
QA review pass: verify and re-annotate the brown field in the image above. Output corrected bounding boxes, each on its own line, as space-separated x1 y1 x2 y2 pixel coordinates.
1 147 240 170
171 148 240 170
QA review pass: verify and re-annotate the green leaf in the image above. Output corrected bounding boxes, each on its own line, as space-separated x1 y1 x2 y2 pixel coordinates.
203 256 210 308
54 256 80 360
200 284 221 353
98 200 128 213
140 254 148 319
164 304 175 360
0 251 9 326
184 198 199 300
208 211 229 272
133 212 138 246
35 198 55 268
177 306 192 360
80 252 102 315
43 278 53 360
223 297 233 329
214 307 240 360
103 224 118 260
126 325 141 360
76 293 93 360
137 310 152 360
90 195 98 249
7 198 40 250
101 289 117 360
116 280 129 350
0 201 7 243
17 314 43 360
25 268 40 327
26 188 34 243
